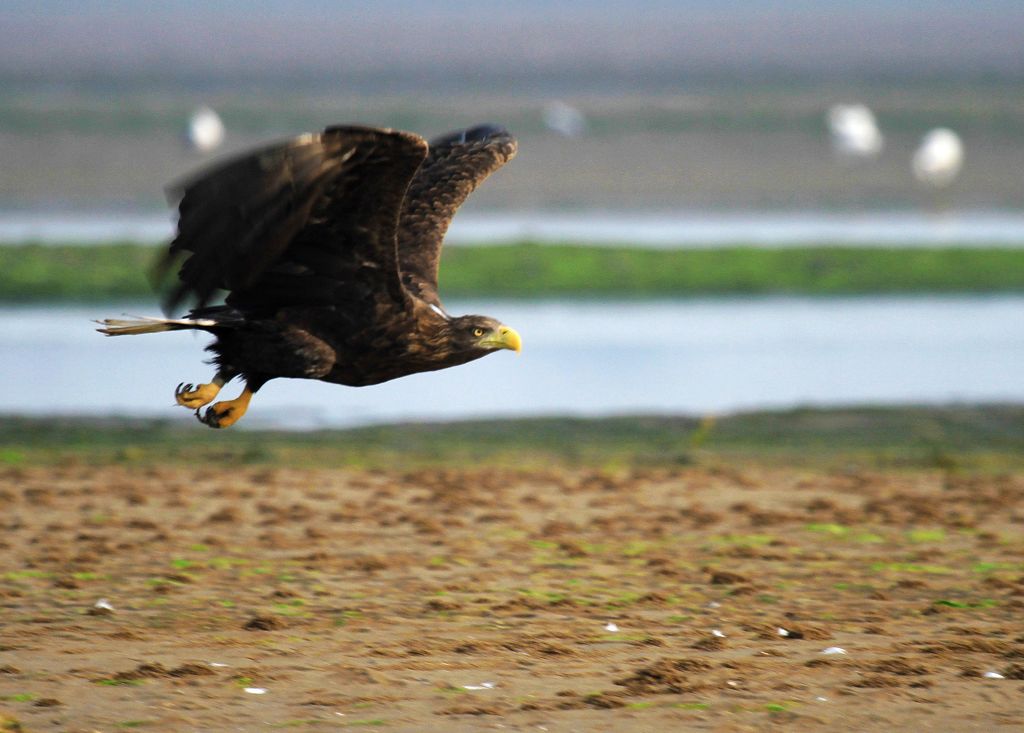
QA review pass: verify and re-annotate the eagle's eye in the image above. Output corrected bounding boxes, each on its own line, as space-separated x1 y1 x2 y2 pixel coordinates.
472 327 485 337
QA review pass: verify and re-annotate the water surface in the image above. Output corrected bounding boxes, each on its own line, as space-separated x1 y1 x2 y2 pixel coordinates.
2 296 1021 428
3 210 1024 247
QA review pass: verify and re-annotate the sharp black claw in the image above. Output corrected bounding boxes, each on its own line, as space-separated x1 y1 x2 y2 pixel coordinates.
197 406 226 428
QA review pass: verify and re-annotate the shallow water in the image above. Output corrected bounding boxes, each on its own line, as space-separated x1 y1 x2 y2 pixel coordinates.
3 210 1024 247
2 296 1021 428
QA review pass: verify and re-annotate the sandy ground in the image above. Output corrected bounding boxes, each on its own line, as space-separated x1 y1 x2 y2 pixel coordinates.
1 462 1023 731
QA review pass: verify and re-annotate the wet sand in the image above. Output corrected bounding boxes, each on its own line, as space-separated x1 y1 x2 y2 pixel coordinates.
1 462 1023 731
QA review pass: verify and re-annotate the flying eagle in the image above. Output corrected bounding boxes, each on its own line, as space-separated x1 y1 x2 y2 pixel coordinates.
99 124 522 428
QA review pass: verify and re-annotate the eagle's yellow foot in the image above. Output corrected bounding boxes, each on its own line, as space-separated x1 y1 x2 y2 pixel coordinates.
174 381 221 409
197 387 253 429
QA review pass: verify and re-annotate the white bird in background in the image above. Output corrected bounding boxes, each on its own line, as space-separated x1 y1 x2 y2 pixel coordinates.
912 128 963 187
186 106 226 153
826 104 884 159
543 101 587 138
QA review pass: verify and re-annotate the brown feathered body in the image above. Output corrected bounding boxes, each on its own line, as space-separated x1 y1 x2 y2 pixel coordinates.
202 302 499 389
133 124 519 394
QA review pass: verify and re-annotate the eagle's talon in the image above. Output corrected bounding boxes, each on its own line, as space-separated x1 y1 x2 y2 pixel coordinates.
198 406 227 428
175 381 221 409
196 387 252 429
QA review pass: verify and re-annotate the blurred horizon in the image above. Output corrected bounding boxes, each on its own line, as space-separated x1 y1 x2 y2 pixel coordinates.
2 2 1023 215
3 1 1024 90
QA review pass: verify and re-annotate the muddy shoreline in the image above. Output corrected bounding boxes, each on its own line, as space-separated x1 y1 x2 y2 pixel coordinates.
2 461 1022 730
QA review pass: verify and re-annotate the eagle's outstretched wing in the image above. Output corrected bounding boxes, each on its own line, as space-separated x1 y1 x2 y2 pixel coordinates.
160 125 428 315
396 125 517 306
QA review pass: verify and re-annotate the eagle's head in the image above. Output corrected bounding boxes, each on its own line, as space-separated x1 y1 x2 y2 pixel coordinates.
419 311 520 364
448 315 522 356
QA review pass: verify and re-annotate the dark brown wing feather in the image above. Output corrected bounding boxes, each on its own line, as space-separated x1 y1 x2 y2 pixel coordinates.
159 125 428 314
396 124 517 305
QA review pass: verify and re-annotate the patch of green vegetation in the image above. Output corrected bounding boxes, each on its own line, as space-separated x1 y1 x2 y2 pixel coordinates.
972 561 1024 574
907 528 947 543
621 540 655 557
4 570 51 580
71 571 102 580
436 684 468 697
0 243 156 301
674 701 710 710
94 679 144 687
0 449 25 464
5 243 1024 302
689 415 717 449
209 556 249 570
439 245 1024 298
117 722 153 729
766 702 793 713
516 588 571 605
627 701 655 710
933 598 999 609
344 720 386 728
607 591 643 607
806 523 850 537
1 694 34 703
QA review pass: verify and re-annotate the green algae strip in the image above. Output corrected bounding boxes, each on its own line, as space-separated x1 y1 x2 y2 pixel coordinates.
2 242 1024 302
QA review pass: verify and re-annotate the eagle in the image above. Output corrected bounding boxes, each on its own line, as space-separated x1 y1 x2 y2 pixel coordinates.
98 124 522 428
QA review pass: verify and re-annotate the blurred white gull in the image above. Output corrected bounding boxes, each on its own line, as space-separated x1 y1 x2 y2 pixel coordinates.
186 106 226 153
912 128 963 187
543 101 587 138
827 104 883 159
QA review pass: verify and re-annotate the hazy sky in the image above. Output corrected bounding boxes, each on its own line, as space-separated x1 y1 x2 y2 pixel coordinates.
2 1 1023 86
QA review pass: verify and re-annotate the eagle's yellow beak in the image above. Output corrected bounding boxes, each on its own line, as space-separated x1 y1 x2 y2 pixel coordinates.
483 325 522 354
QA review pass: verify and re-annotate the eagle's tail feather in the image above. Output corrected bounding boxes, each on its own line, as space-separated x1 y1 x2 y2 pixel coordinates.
95 315 218 336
